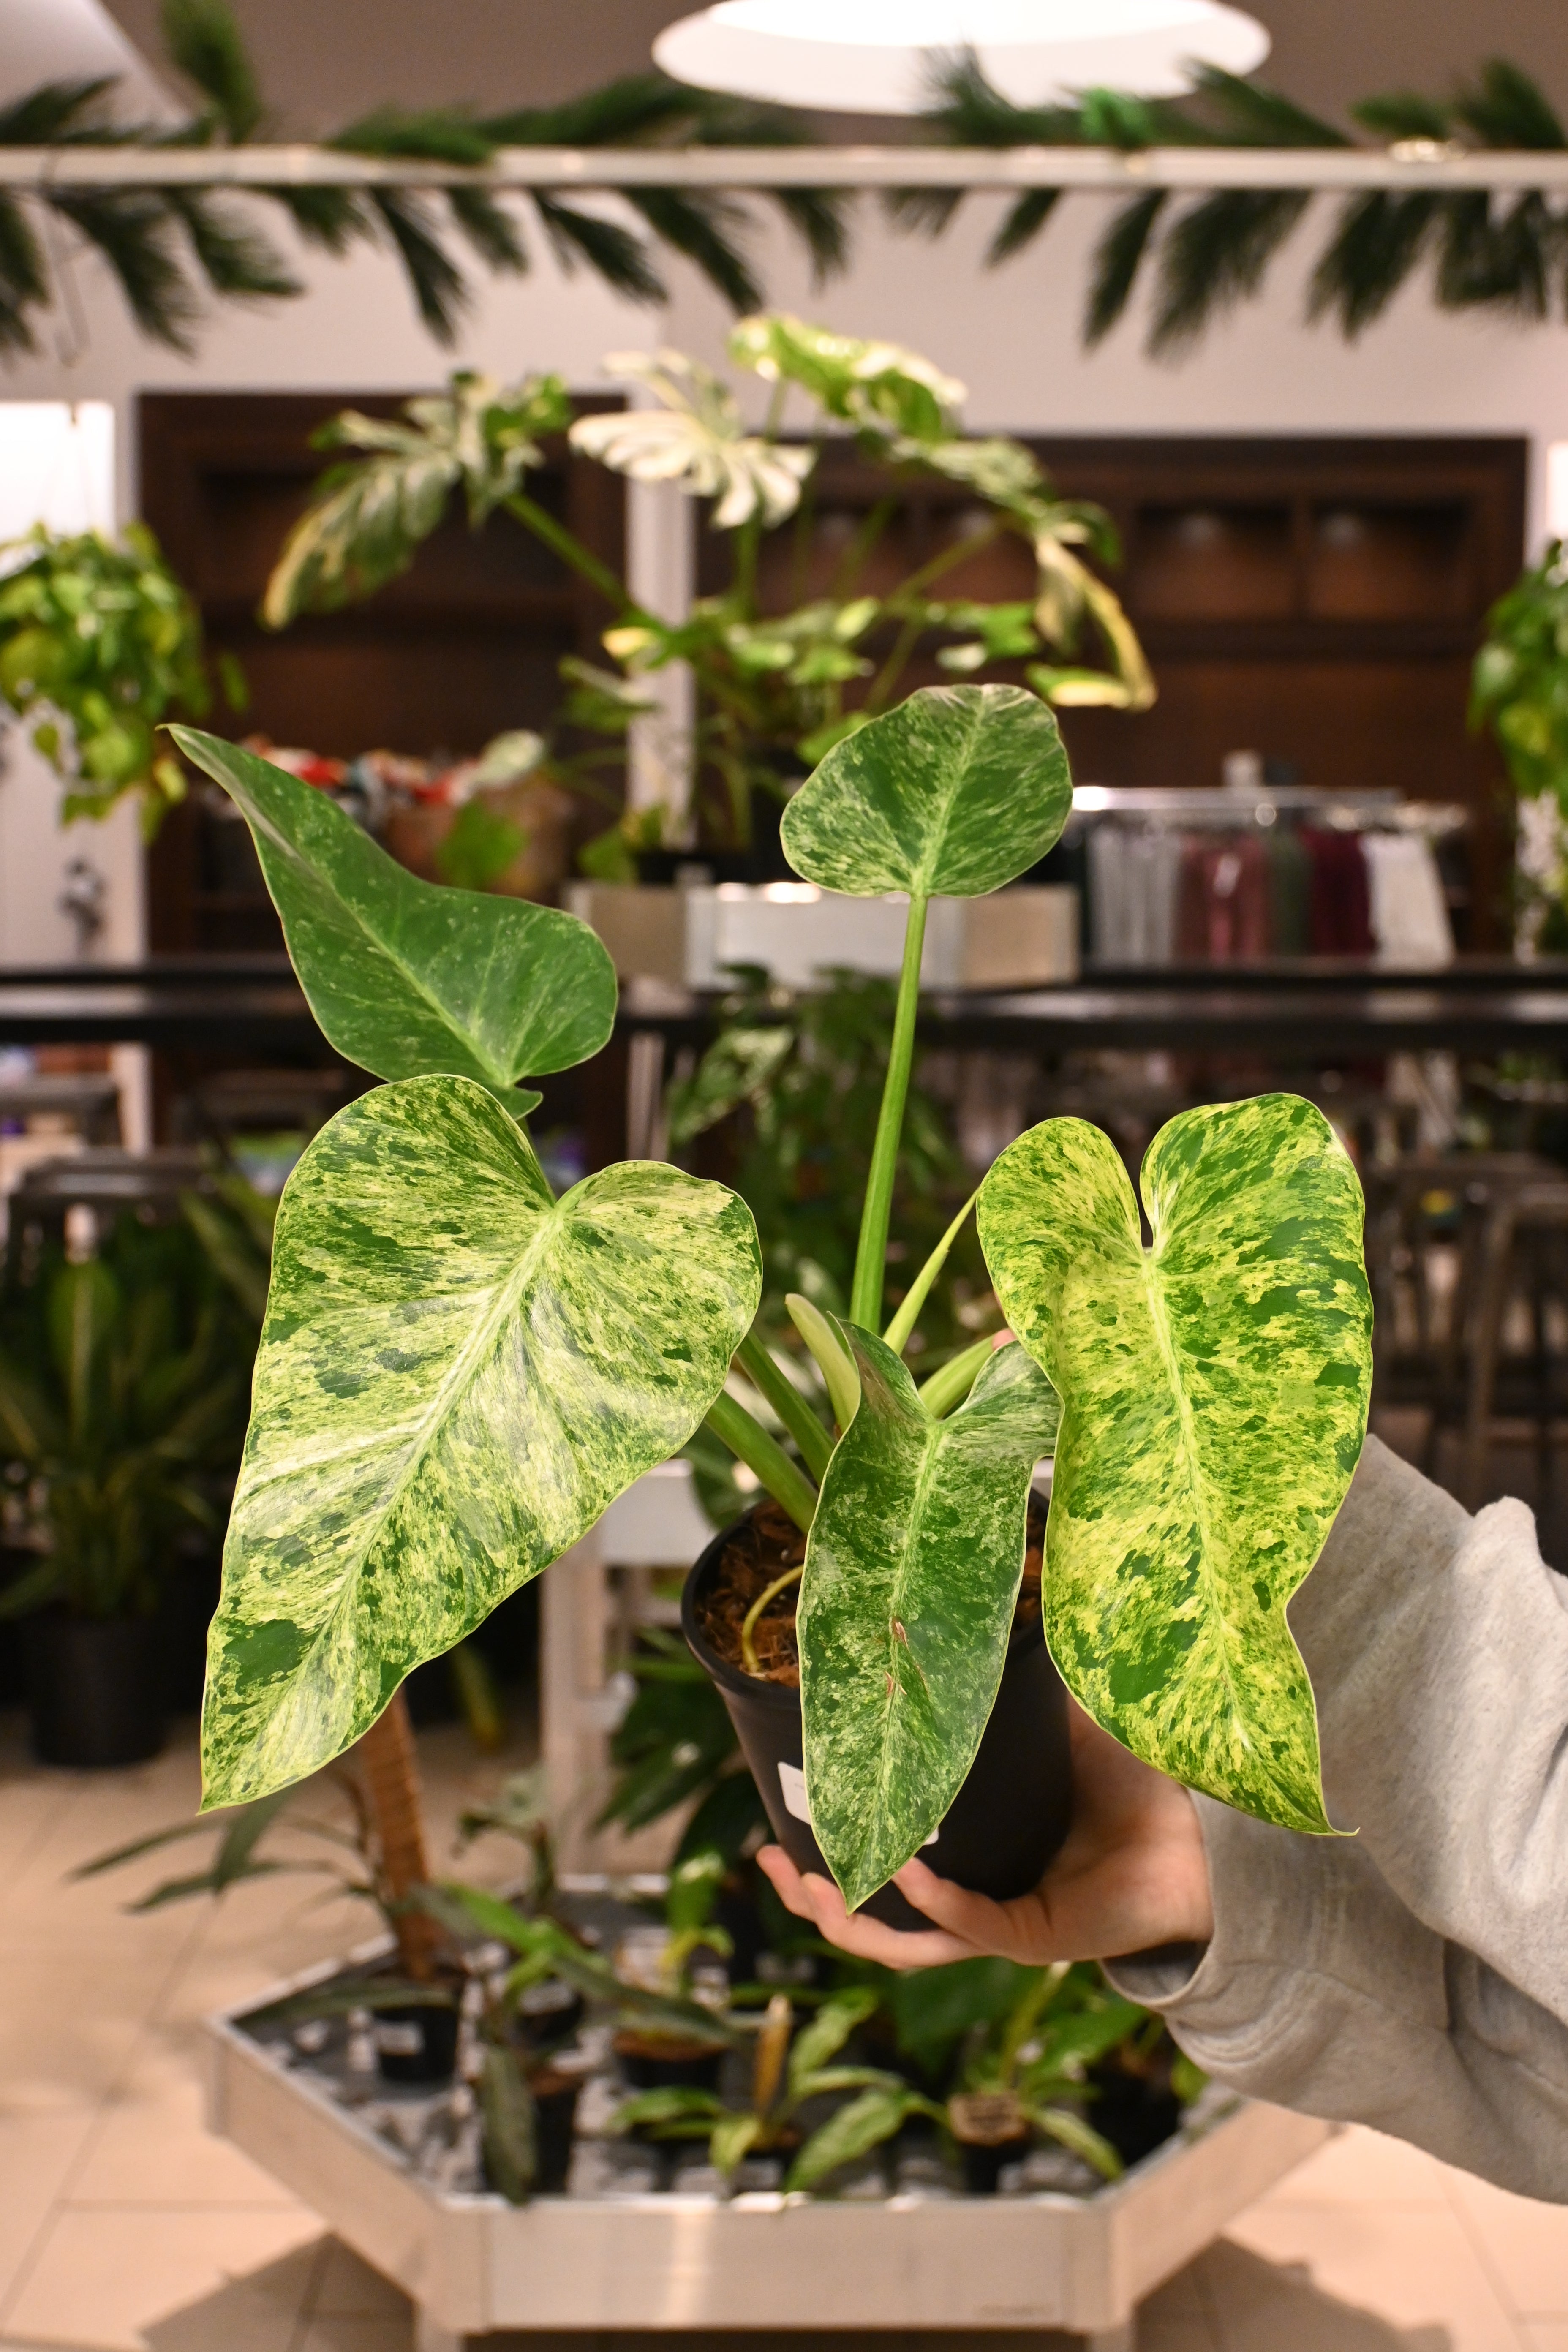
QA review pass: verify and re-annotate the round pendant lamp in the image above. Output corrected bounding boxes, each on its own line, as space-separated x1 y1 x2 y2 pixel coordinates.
653 0 1271 114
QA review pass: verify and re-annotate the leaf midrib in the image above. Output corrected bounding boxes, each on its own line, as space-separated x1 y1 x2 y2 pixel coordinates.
1141 1233 1251 1753
913 693 987 897
229 1185 566 1735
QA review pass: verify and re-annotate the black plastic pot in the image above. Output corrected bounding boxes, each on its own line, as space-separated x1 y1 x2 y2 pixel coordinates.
528 2072 581 2194
23 1609 164 1768
682 1514 1072 1931
958 2134 1031 2196
1089 2069 1182 2167
373 1998 460 2085
614 2033 727 2093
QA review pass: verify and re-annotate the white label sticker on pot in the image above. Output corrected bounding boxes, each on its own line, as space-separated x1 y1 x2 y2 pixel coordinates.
777 1761 938 1846
777 1761 812 1825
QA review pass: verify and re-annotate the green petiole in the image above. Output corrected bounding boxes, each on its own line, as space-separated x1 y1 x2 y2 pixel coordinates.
917 1334 994 1420
704 1389 818 1536
735 1330 835 1484
882 1188 978 1358
849 888 928 1332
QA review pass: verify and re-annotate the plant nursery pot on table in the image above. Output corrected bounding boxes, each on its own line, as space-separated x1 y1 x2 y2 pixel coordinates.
681 1505 1072 1929
23 1608 164 1767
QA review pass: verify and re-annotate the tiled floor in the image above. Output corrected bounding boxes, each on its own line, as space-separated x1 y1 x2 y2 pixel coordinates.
2 1717 1565 2352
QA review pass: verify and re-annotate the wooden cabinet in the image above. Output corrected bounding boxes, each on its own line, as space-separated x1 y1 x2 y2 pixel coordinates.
138 391 624 953
708 433 1525 945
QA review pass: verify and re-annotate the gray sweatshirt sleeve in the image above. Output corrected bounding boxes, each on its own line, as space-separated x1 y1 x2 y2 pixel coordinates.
1105 1435 1568 2201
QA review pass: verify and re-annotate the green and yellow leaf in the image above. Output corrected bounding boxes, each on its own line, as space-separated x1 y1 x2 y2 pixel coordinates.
978 1094 1371 1834
800 1328 1060 1910
201 1076 760 1807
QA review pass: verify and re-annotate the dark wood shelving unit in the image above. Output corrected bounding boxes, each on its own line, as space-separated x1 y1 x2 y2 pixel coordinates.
702 433 1526 947
138 389 626 958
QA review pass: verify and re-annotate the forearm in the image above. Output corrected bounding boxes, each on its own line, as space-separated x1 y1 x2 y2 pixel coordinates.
1293 1435 1568 2019
1106 1796 1568 2202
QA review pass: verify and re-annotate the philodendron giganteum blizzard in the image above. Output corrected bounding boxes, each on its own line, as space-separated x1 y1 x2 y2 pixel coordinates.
177 681 1370 1908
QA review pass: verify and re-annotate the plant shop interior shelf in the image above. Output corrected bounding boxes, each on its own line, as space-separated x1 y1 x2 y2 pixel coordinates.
207 1952 1331 2351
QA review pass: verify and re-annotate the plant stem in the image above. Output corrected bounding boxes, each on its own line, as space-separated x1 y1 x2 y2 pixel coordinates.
501 489 632 614
883 1188 977 1357
735 1330 834 1482
705 1390 818 1535
917 1334 993 1419
849 889 928 1332
740 1566 803 1676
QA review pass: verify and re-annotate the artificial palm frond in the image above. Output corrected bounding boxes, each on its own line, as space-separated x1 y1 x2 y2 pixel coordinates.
626 187 760 312
331 106 496 168
1150 189 1313 355
445 185 528 274
51 190 201 351
767 189 849 283
882 186 966 237
0 76 118 146
167 188 298 298
160 0 263 141
1310 191 1439 336
1085 189 1168 343
1184 64 1347 150
1350 90 1454 142
0 191 49 351
988 186 1063 267
263 183 368 256
533 193 665 302
921 49 1082 147
1436 191 1556 319
1452 57 1566 151
480 74 699 149
366 189 468 342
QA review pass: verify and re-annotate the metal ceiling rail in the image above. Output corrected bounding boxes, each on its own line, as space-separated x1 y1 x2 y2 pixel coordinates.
1 142 1567 192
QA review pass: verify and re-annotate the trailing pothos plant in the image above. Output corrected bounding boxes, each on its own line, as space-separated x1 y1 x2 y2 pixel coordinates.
175 675 1371 1916
259 315 1151 860
0 524 245 836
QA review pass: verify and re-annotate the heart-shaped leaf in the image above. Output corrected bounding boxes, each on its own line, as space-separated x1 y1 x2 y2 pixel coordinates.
799 1327 1060 1910
977 1094 1372 1835
201 1075 760 1807
779 683 1071 900
170 727 616 1096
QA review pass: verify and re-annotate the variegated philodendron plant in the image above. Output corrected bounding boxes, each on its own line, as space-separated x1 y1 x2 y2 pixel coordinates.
176 681 1371 1913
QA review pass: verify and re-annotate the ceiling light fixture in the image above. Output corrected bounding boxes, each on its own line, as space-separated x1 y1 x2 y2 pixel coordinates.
653 0 1271 115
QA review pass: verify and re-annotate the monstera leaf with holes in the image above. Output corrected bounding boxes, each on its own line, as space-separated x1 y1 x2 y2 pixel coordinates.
171 729 615 1108
202 1077 760 1805
978 1096 1372 1834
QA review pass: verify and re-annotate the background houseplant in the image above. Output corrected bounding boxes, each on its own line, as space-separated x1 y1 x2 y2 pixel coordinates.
172 675 1372 1933
0 523 245 837
0 1195 261 1763
260 317 1152 865
1471 539 1568 956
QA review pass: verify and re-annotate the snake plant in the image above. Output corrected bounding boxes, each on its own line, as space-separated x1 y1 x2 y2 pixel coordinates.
177 675 1370 1913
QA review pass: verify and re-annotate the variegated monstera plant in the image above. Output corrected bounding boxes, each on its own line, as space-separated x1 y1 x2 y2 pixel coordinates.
260 314 1152 865
179 681 1371 1914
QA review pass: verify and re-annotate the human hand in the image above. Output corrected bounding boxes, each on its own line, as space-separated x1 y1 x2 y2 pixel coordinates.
757 1698 1214 1971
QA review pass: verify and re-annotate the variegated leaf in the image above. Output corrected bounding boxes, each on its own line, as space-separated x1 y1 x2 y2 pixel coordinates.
779 682 1071 899
201 1075 760 1808
170 728 615 1098
977 1094 1371 1834
799 1328 1060 1911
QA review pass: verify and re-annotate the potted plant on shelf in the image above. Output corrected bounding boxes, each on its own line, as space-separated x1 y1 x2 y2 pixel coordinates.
0 1200 259 1767
172 673 1371 1955
1470 537 1568 956
259 315 1152 872
0 523 245 837
607 1984 907 2193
